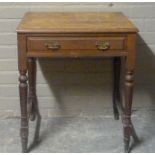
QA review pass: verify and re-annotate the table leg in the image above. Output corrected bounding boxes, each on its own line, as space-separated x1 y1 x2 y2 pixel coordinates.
19 70 28 153
123 70 134 153
123 34 136 153
112 57 121 120
28 58 37 121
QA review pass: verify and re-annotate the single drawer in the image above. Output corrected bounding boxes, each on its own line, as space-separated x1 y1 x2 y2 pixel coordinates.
27 36 126 53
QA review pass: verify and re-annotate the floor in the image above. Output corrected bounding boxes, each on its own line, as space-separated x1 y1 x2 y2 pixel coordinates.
0 108 155 153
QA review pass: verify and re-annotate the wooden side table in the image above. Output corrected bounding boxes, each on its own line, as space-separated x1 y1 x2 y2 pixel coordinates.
16 12 138 153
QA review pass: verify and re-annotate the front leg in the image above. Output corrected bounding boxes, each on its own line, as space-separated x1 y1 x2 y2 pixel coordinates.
123 70 134 153
123 34 136 153
19 70 28 153
18 33 29 153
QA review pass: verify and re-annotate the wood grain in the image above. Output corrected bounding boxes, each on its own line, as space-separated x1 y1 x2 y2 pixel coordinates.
27 36 125 51
17 12 138 33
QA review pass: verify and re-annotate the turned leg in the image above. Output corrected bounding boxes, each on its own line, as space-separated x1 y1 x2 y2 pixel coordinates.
122 34 137 153
19 70 28 153
123 70 134 153
28 58 37 121
112 57 121 120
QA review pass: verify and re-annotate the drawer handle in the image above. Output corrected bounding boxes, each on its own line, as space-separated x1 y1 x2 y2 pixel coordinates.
96 41 110 51
45 42 60 51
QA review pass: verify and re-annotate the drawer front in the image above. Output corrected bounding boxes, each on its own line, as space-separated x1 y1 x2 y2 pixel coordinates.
27 36 126 53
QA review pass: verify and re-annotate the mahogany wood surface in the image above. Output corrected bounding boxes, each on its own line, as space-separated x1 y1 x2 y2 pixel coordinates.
17 12 138 153
27 36 125 51
17 12 138 33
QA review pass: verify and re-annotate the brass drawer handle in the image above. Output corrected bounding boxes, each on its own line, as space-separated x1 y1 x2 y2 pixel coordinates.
45 41 60 51
96 41 110 51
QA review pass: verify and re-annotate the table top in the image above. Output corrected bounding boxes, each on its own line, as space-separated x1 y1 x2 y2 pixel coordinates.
17 12 138 33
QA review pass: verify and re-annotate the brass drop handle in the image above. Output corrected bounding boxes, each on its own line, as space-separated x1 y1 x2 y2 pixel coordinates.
96 41 110 51
45 41 60 51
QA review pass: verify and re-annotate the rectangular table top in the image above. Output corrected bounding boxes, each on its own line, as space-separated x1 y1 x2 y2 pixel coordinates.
17 12 138 33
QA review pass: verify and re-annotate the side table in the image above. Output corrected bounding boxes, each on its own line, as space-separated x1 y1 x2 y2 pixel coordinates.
17 12 139 153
